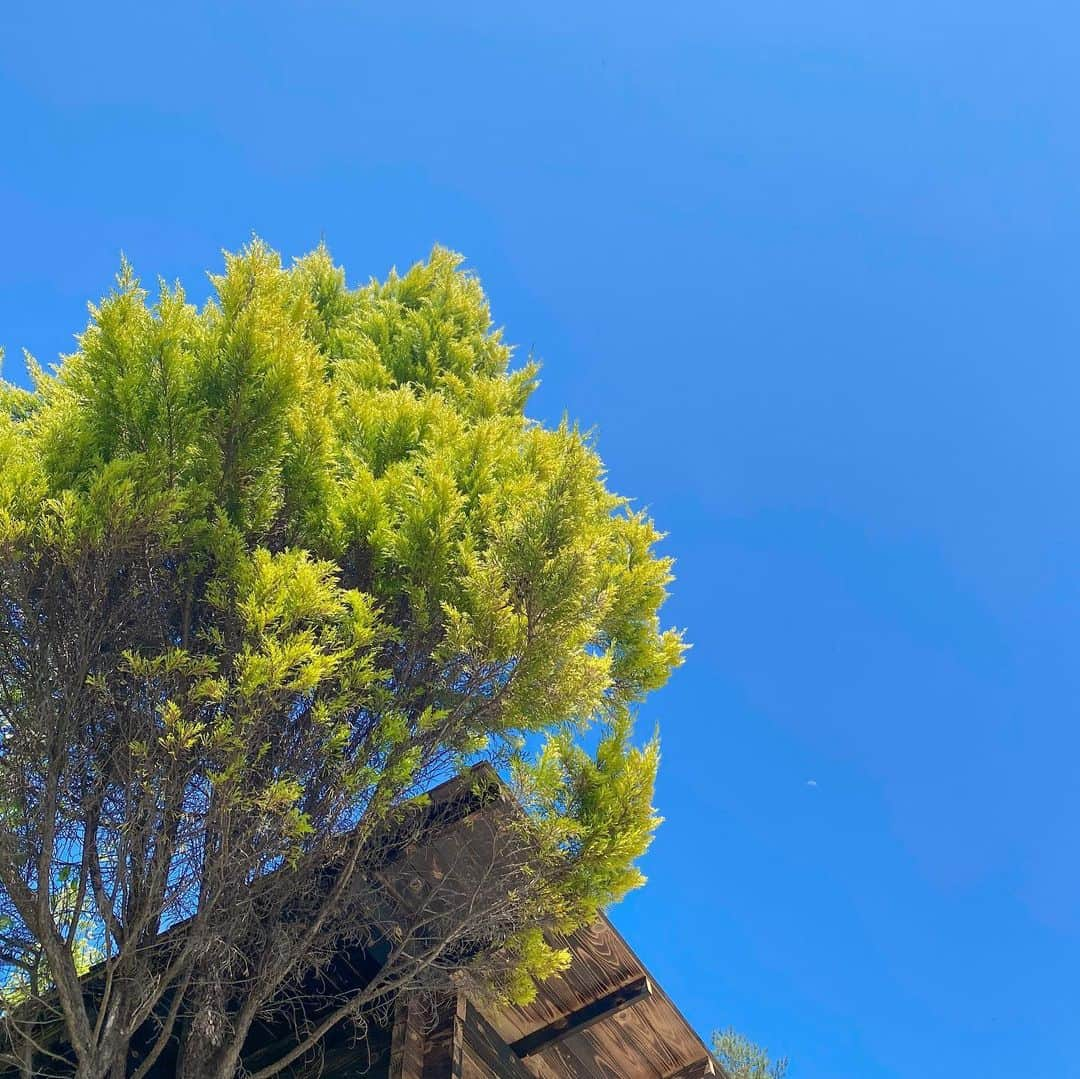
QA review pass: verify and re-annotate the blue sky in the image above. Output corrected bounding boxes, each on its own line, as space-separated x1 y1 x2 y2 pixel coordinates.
1 3 1077 1075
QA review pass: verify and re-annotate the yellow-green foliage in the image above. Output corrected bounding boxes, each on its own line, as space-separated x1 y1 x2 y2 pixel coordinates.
0 241 684 1000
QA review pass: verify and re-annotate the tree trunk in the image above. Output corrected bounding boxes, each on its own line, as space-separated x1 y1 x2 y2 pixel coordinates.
178 981 234 1079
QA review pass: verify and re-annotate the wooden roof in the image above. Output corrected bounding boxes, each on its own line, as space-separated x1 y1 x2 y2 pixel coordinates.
483 914 716 1079
405 766 719 1079
0 765 718 1079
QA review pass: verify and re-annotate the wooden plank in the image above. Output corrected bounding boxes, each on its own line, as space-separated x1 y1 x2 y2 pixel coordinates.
460 1044 502 1079
509 977 652 1059
663 1060 717 1079
586 990 694 1076
487 917 641 1046
479 911 710 1079
557 1029 638 1079
455 998 535 1079
390 996 426 1079
518 1040 591 1079
423 1009 456 1079
514 916 713 1079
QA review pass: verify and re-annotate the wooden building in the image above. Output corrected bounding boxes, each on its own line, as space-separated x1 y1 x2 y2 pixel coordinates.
2 767 720 1079
378 910 720 1079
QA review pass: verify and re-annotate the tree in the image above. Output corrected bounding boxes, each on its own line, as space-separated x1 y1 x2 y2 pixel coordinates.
1 880 103 1077
712 1028 790 1079
0 243 684 1079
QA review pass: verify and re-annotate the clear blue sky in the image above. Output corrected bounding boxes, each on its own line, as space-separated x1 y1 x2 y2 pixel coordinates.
1 3 1076 1075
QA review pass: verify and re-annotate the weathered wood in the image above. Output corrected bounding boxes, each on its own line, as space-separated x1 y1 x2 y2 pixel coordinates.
482 912 713 1079
390 996 427 1079
423 1015 456 1079
509 976 652 1059
488 919 640 1047
663 1059 718 1079
564 988 686 1078
0 766 717 1079
454 998 535 1079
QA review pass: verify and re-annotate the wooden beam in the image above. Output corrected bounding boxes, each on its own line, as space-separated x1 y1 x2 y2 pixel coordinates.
508 975 653 1059
664 1059 718 1079
455 997 535 1079
389 996 426 1079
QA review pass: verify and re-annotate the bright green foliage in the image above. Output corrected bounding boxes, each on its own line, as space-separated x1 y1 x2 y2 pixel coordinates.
712 1028 790 1079
0 242 684 1074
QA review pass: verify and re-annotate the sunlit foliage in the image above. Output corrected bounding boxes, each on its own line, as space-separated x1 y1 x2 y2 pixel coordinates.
0 243 683 1078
